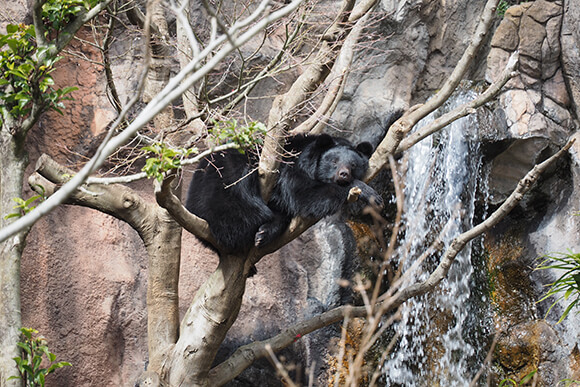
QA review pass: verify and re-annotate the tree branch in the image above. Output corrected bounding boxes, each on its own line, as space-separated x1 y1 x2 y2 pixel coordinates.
293 12 369 134
379 138 575 311
365 0 500 181
208 305 355 385
86 143 240 185
396 51 519 154
258 0 366 201
29 154 182 372
154 173 217 246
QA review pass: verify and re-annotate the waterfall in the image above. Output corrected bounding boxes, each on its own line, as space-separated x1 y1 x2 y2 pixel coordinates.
383 91 490 385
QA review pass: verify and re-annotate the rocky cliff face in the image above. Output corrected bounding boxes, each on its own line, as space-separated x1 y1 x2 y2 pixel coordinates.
10 0 580 385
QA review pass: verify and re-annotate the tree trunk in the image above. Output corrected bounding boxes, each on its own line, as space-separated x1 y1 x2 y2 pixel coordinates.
143 208 182 372
0 130 28 387
163 253 248 386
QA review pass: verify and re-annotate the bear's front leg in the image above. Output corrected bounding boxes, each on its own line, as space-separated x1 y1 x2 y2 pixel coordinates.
349 179 384 210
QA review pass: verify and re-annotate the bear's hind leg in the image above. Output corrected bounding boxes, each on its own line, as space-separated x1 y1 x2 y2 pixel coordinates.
254 213 289 248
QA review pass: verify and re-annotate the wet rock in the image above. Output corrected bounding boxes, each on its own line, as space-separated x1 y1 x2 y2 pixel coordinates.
488 137 550 204
495 320 567 385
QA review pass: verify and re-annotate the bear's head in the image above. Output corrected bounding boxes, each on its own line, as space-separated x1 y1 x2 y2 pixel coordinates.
303 134 374 185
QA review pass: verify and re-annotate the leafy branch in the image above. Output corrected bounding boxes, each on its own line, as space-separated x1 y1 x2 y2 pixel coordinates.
4 186 45 219
9 327 71 387
142 143 197 182
209 119 267 149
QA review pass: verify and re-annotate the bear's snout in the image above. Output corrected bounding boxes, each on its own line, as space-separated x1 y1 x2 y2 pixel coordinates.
336 167 352 184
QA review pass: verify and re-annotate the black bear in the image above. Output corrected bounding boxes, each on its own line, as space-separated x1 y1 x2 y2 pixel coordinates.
185 134 382 253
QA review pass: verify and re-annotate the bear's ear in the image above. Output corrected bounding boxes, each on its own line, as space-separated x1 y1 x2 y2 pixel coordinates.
314 134 335 149
356 142 374 158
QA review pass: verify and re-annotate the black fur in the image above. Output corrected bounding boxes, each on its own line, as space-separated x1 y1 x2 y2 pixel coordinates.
185 134 382 253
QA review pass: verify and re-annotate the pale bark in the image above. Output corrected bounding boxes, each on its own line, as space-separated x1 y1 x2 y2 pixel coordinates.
0 131 28 386
143 0 175 131
175 0 206 138
259 0 359 200
163 253 248 385
1 0 544 385
396 51 519 154
0 0 306 244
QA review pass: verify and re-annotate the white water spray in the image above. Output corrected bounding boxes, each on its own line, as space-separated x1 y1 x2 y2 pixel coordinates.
384 91 487 385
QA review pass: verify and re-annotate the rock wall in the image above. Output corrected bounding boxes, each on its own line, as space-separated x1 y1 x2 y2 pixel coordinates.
483 1 580 383
7 0 580 385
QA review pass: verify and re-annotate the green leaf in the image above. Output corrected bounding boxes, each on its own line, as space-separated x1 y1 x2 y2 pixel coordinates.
17 342 32 356
60 86 78 95
520 369 537 384
21 364 34 375
557 300 578 324
6 24 19 34
573 273 580 289
499 379 517 387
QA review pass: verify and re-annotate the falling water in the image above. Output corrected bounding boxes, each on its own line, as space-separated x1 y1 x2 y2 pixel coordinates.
383 91 490 386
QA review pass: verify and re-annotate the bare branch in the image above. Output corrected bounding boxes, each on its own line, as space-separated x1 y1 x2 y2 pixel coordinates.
469 332 500 387
30 154 152 233
208 305 355 386
293 12 370 134
154 173 217 246
30 154 182 370
365 0 500 181
31 0 48 49
86 142 240 185
50 0 116 56
265 345 299 387
396 51 519 154
382 138 575 313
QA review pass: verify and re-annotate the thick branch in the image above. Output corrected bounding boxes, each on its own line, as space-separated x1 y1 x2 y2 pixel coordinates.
293 12 369 134
154 173 217 247
396 51 519 154
209 305 355 385
0 0 305 243
258 0 365 201
164 254 248 385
